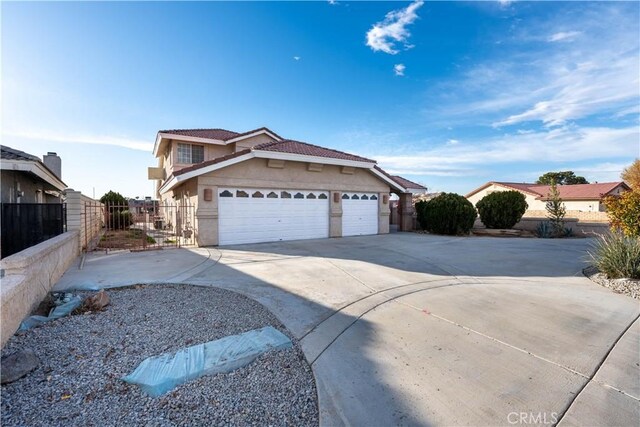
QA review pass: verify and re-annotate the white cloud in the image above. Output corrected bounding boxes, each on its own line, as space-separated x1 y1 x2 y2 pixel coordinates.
328 0 338 5
293 56 301 61
394 64 406 76
4 129 153 151
446 139 459 145
374 125 639 177
366 1 424 55
547 31 581 42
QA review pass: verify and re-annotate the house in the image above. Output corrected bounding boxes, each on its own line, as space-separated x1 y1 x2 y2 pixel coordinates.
466 181 630 212
1 146 66 203
148 126 422 245
1 146 67 258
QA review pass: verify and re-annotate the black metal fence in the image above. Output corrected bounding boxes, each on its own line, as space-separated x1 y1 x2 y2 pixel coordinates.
1 203 66 259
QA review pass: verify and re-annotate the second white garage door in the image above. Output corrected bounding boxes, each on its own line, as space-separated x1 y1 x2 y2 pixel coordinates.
342 193 379 236
218 188 329 245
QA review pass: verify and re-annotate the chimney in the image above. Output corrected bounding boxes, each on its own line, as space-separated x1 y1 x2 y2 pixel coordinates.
43 152 62 180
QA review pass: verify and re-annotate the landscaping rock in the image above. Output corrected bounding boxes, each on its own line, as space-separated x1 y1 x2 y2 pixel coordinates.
1 349 39 384
584 266 640 300
88 290 110 311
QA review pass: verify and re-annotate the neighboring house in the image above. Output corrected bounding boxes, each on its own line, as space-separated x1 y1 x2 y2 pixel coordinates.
1 146 66 203
1 146 67 258
148 126 422 245
466 181 630 212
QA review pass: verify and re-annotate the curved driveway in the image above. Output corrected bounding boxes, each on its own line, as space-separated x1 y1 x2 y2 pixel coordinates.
55 233 640 426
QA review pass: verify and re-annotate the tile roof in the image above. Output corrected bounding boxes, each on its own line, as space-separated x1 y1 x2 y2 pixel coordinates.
529 182 629 200
159 128 240 141
159 126 283 142
1 145 41 162
472 181 629 200
254 139 376 163
391 175 427 190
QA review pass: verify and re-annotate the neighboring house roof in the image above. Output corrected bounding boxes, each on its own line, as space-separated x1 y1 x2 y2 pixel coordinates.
161 139 407 194
0 145 66 191
390 175 427 192
466 181 630 200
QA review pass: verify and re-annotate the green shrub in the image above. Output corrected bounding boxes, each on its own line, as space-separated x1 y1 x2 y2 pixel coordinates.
107 210 132 229
476 190 528 229
417 193 476 235
589 232 640 279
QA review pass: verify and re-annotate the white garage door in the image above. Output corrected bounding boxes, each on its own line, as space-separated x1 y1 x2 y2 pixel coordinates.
218 188 329 245
342 193 379 237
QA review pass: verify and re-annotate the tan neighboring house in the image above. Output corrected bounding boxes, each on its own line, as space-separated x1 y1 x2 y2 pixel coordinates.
148 126 422 246
466 181 630 213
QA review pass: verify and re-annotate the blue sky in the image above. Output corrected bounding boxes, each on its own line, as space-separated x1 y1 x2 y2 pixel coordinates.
2 1 639 199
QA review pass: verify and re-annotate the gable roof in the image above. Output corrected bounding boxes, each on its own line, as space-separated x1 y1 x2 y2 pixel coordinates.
161 139 407 194
153 126 283 157
466 181 629 200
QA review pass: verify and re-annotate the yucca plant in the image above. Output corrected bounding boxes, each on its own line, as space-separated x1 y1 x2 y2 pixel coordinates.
589 232 640 279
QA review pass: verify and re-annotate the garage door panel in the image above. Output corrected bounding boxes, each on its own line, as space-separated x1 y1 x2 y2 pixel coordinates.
218 188 329 245
342 193 379 237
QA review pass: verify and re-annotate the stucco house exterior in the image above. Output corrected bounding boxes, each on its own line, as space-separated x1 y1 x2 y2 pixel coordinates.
1 146 65 204
466 181 630 212
148 127 422 246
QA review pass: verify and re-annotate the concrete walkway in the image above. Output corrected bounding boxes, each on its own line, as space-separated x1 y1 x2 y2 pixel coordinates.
54 234 640 426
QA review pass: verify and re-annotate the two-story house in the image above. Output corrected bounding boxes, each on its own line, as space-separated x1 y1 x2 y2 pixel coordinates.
148 126 424 246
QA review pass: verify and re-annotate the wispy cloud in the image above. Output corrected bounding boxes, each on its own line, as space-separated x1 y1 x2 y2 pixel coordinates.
328 0 338 5
4 130 153 151
394 64 406 76
547 31 581 42
366 1 424 55
293 56 301 61
374 125 638 178
446 139 459 146
421 3 639 131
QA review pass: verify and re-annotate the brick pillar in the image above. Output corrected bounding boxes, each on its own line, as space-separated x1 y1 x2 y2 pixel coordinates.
64 189 83 251
398 193 414 232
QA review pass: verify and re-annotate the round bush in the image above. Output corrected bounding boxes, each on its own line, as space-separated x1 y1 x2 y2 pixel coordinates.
417 193 477 235
476 190 528 229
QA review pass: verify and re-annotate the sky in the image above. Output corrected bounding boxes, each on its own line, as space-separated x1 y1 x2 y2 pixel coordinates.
2 1 639 199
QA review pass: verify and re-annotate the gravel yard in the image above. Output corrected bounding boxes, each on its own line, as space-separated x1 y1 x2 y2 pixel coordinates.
583 266 640 299
1 284 318 427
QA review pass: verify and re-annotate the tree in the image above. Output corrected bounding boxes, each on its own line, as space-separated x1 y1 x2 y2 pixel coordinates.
536 171 589 185
604 191 640 237
100 190 128 206
546 183 566 237
621 159 640 190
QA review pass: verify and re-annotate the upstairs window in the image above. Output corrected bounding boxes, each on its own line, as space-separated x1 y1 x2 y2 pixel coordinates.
177 143 204 164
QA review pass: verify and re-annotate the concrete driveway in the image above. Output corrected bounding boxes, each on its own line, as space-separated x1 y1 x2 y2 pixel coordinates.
54 233 640 426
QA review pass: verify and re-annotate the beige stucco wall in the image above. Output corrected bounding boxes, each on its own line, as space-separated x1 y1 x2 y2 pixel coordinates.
172 158 392 245
233 134 277 151
1 231 80 348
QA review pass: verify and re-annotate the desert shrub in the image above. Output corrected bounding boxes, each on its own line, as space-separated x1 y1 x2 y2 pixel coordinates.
417 193 476 235
476 190 528 229
589 232 640 279
604 190 640 237
107 210 132 229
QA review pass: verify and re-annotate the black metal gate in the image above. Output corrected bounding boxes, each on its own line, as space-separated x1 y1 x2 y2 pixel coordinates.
83 200 195 252
0 203 66 259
